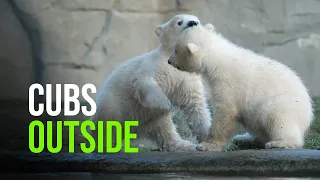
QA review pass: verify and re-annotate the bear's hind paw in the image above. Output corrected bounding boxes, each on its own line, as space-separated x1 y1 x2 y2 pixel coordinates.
265 140 301 149
167 140 197 152
196 142 223 152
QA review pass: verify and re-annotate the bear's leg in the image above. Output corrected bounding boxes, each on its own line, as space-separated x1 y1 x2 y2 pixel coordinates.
173 80 212 143
196 104 238 151
91 104 126 152
135 78 173 111
144 113 197 151
90 106 107 151
179 98 212 143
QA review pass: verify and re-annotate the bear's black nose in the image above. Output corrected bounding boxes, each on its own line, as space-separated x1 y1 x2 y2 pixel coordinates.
168 60 171 64
187 21 198 27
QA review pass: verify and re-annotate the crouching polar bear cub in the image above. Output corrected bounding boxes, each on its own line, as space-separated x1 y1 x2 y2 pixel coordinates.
92 14 213 151
168 25 314 151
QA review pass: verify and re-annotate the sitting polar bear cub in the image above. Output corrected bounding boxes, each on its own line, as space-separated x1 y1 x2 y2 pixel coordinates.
92 14 213 151
168 25 314 151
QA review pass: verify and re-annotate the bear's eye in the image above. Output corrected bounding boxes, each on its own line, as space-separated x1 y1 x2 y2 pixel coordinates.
175 50 178 53
177 21 183 26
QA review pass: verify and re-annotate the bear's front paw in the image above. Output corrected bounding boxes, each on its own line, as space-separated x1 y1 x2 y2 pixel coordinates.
265 140 299 149
167 140 197 152
153 95 173 112
196 142 223 152
139 87 173 112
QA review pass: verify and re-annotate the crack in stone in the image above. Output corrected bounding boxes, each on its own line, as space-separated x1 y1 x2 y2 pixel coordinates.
115 9 190 14
291 13 320 17
50 0 111 12
176 0 182 10
266 29 286 34
81 11 112 60
263 35 309 47
62 8 110 12
175 0 190 11
45 62 97 71
80 0 118 62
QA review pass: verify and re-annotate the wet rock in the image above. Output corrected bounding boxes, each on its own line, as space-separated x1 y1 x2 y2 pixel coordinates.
1 148 320 177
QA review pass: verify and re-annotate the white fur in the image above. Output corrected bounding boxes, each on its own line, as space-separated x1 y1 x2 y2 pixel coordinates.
168 25 314 151
91 15 212 151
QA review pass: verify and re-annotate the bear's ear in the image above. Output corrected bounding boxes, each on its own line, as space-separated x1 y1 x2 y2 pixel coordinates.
155 25 163 37
204 23 215 32
187 43 200 55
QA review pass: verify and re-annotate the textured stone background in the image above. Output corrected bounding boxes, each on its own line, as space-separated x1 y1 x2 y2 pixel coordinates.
1 0 320 101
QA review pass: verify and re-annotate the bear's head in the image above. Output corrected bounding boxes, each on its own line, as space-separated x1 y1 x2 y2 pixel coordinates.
168 23 215 73
155 14 201 50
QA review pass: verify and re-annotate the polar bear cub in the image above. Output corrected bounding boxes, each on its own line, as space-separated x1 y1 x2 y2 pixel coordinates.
168 25 314 151
91 15 212 151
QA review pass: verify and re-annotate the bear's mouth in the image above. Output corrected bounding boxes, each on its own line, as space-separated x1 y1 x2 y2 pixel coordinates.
168 60 181 70
175 65 181 71
183 24 198 31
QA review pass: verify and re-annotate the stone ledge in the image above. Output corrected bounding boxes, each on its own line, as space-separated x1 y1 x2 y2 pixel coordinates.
1 149 320 177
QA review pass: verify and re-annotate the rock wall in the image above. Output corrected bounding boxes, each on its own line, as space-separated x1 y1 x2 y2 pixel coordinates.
0 0 34 100
1 0 320 100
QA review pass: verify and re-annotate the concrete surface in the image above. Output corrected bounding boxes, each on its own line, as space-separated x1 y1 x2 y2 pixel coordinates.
1 148 320 177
